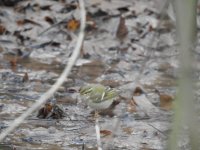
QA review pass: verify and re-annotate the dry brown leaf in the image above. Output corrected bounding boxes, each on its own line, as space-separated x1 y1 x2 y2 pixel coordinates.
86 15 96 31
16 19 42 27
100 130 112 137
140 140 152 150
44 16 54 25
122 127 133 134
157 62 172 72
67 18 80 31
155 89 174 110
148 25 154 32
37 103 53 119
127 99 137 113
37 103 65 119
159 94 174 110
40 5 52 11
0 24 6 34
22 72 29 82
116 16 128 42
10 57 18 67
133 86 144 96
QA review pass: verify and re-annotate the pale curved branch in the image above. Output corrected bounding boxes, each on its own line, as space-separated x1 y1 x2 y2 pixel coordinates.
0 0 86 142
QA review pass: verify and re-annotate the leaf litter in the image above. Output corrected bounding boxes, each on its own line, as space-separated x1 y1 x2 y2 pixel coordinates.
0 0 180 149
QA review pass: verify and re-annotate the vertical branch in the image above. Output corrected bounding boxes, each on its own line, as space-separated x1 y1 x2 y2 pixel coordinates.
168 0 199 149
0 0 86 142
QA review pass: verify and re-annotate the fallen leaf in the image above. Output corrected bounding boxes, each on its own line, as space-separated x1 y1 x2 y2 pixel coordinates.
86 15 96 31
116 16 128 42
67 18 80 31
157 62 172 72
127 99 137 113
22 72 29 82
0 24 6 34
148 25 154 32
16 19 42 27
67 88 77 93
61 3 78 13
0 0 20 6
140 145 151 150
40 5 52 11
10 57 18 67
117 7 129 13
37 103 53 119
44 16 55 25
122 127 133 134
133 86 144 96
51 104 65 119
100 130 112 137
155 89 174 110
159 93 174 110
37 103 65 119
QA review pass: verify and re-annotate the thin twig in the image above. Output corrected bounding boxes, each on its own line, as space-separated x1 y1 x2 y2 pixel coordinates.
0 0 86 142
38 17 68 36
148 123 167 138
95 115 102 150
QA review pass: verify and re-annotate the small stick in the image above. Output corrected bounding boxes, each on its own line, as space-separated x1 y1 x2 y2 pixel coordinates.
95 111 102 150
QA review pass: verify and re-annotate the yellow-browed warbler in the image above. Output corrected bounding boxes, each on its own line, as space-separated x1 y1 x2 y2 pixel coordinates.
80 84 118 110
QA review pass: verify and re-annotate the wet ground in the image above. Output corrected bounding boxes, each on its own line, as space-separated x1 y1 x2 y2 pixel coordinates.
0 0 185 149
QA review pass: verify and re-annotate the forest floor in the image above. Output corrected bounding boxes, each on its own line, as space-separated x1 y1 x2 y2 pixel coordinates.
0 0 187 149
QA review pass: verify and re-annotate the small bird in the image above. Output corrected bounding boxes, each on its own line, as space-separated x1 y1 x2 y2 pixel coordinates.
80 84 118 149
79 84 118 111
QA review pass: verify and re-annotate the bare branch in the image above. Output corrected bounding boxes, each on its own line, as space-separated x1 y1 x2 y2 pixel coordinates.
0 0 86 142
